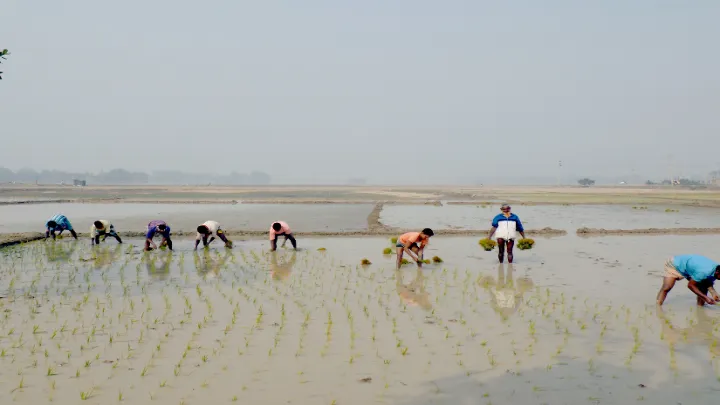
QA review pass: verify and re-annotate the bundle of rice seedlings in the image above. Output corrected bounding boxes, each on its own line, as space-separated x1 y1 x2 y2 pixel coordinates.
517 238 535 250
432 256 443 263
478 238 497 251
317 247 327 251
360 258 372 265
390 237 398 244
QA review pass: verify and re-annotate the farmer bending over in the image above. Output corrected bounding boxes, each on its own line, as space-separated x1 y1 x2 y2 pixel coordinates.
269 221 296 251
657 254 720 306
488 204 525 263
145 220 172 251
45 214 78 240
395 228 434 269
91 220 122 245
195 220 232 250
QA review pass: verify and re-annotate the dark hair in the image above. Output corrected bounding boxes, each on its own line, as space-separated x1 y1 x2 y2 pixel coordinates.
197 225 209 234
716 265 720 275
47 221 57 227
94 221 104 229
272 222 282 231
157 224 167 231
422 228 434 237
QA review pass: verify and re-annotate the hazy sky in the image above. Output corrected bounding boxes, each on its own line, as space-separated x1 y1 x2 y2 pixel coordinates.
2 1 719 184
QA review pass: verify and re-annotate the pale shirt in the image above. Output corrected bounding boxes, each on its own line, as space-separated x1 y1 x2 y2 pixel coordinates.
196 220 221 240
269 221 291 240
90 220 112 236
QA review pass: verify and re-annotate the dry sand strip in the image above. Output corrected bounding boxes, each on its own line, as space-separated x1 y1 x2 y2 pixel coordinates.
0 227 567 247
577 227 720 236
0 198 444 205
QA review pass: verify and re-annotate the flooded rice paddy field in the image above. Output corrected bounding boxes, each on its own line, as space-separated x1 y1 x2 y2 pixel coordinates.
380 203 720 232
1 235 720 405
0 203 373 234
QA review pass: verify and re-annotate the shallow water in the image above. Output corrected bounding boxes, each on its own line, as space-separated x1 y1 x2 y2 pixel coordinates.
380 203 720 231
1 236 719 404
0 203 372 233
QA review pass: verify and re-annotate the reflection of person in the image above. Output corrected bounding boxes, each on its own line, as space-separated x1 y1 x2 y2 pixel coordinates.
395 268 432 310
92 244 123 270
479 264 534 318
270 251 297 281
657 255 720 306
656 305 720 357
45 214 78 240
269 221 296 251
395 228 434 269
91 220 122 245
145 220 172 251
193 249 232 279
145 253 172 280
44 240 78 262
195 220 232 250
488 204 525 263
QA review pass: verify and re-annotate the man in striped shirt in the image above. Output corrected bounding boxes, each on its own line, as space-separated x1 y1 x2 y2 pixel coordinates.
195 220 232 250
45 214 78 240
90 220 122 245
145 220 172 251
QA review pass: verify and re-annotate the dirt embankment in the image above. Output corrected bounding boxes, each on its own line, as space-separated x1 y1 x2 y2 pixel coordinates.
577 227 720 236
0 199 445 206
0 233 45 248
0 227 567 247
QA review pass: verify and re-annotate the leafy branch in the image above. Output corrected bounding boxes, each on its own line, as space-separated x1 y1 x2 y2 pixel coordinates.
0 49 10 80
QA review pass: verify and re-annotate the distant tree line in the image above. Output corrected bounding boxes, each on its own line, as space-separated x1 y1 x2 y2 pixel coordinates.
645 178 706 186
0 168 272 185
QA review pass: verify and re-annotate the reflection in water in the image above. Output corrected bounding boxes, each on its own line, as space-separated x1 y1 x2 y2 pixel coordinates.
270 251 297 281
145 253 173 281
478 264 534 319
91 245 123 270
193 249 232 280
656 306 720 359
396 268 432 311
43 241 78 262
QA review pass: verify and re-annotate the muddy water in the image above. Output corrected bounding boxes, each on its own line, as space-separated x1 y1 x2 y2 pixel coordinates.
1 236 719 404
380 203 720 231
0 203 372 233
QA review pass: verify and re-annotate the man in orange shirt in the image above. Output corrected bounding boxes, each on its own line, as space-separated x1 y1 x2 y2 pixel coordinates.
395 228 434 269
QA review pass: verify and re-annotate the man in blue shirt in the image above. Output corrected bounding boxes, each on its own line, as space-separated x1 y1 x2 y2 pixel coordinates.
144 220 172 251
45 214 78 240
657 254 720 306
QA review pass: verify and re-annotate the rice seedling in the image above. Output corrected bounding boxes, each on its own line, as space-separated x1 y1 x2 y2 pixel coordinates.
390 237 398 244
517 238 535 250
317 247 327 251
383 247 393 255
478 238 496 251
432 256 443 263
360 258 372 265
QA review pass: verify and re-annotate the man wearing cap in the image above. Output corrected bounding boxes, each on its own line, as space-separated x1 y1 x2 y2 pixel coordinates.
488 204 525 263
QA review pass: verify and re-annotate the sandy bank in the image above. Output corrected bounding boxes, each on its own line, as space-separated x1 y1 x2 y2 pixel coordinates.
0 232 45 248
577 227 720 236
0 227 567 247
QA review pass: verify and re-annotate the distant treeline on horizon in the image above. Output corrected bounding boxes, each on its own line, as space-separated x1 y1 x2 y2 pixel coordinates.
0 168 272 185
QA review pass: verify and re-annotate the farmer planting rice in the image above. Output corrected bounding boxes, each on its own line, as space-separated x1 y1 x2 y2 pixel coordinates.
45 214 78 240
657 254 720 306
488 204 525 263
395 228 434 269
269 221 296 251
194 220 232 250
145 220 173 251
90 220 122 245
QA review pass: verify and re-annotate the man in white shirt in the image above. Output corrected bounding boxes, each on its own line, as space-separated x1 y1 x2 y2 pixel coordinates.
195 220 233 250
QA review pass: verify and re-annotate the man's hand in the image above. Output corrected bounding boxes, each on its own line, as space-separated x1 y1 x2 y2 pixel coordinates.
705 296 717 305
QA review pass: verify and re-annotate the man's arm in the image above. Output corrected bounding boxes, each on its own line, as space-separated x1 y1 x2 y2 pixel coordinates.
488 227 497 239
146 229 158 249
688 279 716 305
708 285 720 301
515 218 526 239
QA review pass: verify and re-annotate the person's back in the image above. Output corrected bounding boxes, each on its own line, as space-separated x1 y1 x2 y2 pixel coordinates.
673 255 719 282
